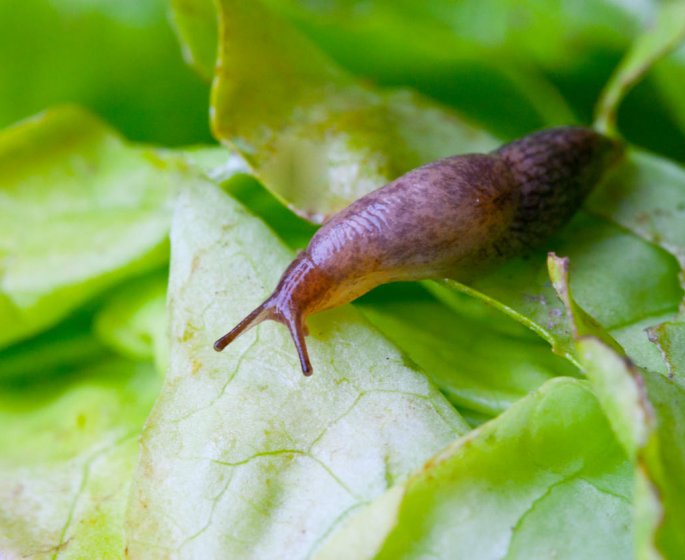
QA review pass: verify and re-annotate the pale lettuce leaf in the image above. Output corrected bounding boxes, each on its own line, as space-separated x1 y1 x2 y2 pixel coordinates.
125 178 468 558
0 359 160 558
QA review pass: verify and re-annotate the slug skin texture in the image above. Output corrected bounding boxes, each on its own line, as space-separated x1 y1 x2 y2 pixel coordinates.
215 126 623 375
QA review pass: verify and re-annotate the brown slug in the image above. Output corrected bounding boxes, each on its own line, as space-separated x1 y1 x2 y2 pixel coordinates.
214 126 622 375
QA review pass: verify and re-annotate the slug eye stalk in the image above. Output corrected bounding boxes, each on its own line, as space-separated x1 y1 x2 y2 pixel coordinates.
214 298 313 376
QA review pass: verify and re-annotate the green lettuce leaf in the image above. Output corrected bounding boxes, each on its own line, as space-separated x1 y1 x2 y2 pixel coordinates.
646 320 685 380
587 150 685 275
550 254 685 559
315 377 632 560
170 0 218 82
126 179 468 557
172 0 576 139
94 271 169 373
359 286 577 418
0 311 107 383
0 106 186 349
0 358 160 558
210 0 495 222
0 0 211 145
585 149 685 374
262 1 685 160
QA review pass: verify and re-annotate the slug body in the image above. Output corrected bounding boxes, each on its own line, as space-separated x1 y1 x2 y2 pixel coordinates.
215 127 622 374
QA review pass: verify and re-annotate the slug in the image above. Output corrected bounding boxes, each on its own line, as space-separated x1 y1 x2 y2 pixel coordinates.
214 126 622 375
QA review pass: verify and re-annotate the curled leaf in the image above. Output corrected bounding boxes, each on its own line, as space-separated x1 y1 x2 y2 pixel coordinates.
551 253 685 559
210 0 495 222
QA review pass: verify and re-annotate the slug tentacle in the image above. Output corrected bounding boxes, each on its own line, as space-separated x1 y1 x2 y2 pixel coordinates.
214 126 622 376
213 294 313 375
213 298 275 352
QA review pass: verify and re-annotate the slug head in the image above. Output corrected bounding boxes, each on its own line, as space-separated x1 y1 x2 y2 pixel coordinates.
214 253 331 376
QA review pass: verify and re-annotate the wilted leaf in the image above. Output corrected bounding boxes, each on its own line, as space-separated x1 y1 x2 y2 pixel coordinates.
126 179 468 558
315 378 632 560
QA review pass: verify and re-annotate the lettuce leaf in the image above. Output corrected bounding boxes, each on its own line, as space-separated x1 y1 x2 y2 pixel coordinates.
210 0 496 222
126 178 469 557
315 377 632 560
0 359 160 558
550 255 685 559
359 288 577 418
94 271 169 373
647 320 685 380
588 150 685 276
0 311 107 383
0 0 211 145
0 106 184 349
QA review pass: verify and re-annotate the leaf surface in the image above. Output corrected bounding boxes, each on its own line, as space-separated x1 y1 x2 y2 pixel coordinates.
0 107 187 348
0 359 160 558
315 378 632 560
210 0 495 222
125 179 468 558
359 291 576 418
0 0 211 145
550 255 685 559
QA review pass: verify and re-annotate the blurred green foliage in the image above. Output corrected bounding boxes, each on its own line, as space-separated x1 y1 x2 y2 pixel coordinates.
0 0 212 145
